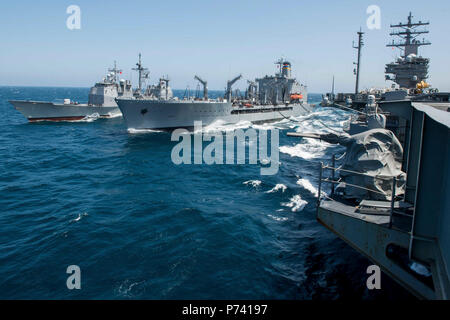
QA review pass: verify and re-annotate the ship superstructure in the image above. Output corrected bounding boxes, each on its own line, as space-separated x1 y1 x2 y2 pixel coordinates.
116 57 312 130
10 62 132 122
254 59 308 105
145 77 173 100
324 13 434 111
385 12 431 89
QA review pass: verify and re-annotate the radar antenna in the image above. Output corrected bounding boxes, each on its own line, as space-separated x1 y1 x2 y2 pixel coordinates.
386 12 431 57
108 60 122 83
385 13 431 89
132 53 149 93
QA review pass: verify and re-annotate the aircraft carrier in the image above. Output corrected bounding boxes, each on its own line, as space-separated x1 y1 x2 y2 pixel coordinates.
322 12 441 112
116 58 313 130
293 13 450 300
9 62 132 122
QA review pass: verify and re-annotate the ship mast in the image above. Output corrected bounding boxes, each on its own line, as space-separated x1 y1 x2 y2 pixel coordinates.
132 53 149 93
353 29 364 95
331 75 335 100
108 60 122 83
385 13 431 89
386 12 431 57
275 58 284 77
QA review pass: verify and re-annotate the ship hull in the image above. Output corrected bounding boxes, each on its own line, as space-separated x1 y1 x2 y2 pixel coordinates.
9 100 121 122
116 99 313 130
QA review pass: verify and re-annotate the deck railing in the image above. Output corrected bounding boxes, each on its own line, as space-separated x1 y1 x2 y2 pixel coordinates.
317 154 404 228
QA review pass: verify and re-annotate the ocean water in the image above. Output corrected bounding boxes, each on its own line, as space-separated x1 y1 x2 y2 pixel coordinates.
0 87 412 299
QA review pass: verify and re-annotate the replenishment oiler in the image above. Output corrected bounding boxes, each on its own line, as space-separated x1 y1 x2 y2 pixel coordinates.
9 63 132 122
116 57 313 130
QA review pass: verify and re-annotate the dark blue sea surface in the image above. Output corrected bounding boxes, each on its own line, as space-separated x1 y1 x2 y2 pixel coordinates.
0 87 412 299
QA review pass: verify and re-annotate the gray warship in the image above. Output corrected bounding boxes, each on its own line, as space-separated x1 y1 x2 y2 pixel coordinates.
116 57 313 130
323 13 445 111
9 62 132 122
292 13 450 300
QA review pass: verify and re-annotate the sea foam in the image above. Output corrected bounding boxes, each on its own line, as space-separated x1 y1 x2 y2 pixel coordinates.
266 184 287 193
296 178 319 196
281 195 307 212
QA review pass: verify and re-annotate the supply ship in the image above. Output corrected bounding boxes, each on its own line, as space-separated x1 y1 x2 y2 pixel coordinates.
9 63 132 122
116 58 313 130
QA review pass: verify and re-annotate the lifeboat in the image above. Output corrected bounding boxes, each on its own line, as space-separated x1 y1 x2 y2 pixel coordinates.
290 94 303 100
244 103 253 108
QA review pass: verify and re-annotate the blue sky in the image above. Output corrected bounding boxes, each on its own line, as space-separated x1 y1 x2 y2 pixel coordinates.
0 0 449 92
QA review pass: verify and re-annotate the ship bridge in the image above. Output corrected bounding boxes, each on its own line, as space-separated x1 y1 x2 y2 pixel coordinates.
255 58 306 105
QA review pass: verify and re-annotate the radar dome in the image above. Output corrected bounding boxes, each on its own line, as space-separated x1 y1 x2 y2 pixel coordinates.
406 54 417 62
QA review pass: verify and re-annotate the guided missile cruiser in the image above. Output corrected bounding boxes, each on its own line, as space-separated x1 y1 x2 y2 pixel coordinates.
9 62 132 122
116 57 313 130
